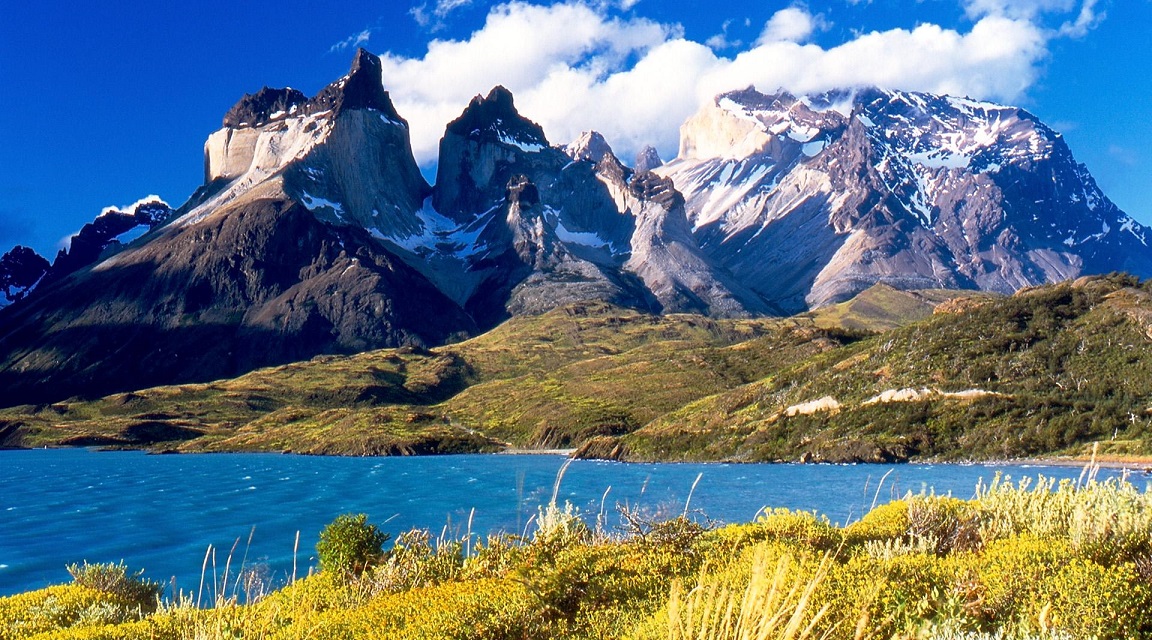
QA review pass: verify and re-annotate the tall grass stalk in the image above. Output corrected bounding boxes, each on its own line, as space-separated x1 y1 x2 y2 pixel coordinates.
684 473 704 517
292 530 300 584
870 468 895 512
667 549 834 640
197 545 211 608
552 457 575 505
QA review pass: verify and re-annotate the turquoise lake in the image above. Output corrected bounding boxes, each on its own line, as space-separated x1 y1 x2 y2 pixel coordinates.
0 448 1139 597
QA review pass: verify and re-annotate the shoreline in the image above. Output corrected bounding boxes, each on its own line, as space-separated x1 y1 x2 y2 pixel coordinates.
5 444 1152 472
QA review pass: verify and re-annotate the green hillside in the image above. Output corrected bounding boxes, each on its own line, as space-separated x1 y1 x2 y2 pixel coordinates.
4 277 1150 463
0 302 793 454
592 274 1152 463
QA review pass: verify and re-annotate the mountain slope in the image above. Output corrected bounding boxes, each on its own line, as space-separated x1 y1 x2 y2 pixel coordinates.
582 274 1152 462
3 52 1152 410
5 278 1150 464
0 302 788 453
658 88 1152 312
0 51 474 407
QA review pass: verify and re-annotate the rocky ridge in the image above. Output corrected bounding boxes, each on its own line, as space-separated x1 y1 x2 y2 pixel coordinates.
1 50 1151 407
657 87 1152 311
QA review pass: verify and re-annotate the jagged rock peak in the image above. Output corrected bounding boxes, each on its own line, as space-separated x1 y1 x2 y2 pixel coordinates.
102 198 171 226
222 87 309 128
308 48 402 120
565 131 613 163
506 175 541 208
0 246 50 306
629 172 684 210
634 145 663 172
222 49 403 129
446 85 548 150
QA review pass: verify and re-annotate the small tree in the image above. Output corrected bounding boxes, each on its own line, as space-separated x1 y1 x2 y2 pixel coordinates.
316 513 389 578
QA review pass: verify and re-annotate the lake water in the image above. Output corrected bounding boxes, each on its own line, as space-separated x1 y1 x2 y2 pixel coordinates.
0 449 1140 597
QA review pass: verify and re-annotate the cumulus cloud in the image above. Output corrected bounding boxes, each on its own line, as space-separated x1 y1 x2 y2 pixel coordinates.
705 19 742 50
376 0 1097 169
757 7 828 45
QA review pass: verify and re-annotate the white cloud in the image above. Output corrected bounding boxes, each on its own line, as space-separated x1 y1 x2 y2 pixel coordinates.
706 19 743 51
963 0 1102 37
412 0 476 29
757 7 828 45
330 29 373 53
376 0 1098 169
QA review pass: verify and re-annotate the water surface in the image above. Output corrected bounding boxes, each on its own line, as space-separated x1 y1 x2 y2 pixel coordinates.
0 449 1136 596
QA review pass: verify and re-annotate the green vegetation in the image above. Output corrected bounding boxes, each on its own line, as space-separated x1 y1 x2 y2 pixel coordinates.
63 562 162 614
607 274 1152 463
4 475 1151 639
4 276 1152 463
315 514 390 578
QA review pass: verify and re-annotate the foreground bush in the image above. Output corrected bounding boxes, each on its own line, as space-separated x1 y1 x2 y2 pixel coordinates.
4 476 1151 640
315 513 389 578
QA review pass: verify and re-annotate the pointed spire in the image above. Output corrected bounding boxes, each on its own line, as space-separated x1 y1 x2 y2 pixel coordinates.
565 131 613 164
445 85 548 147
634 145 663 172
307 48 403 120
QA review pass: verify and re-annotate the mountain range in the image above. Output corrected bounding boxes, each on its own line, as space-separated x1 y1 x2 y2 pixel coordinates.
1 48 1150 408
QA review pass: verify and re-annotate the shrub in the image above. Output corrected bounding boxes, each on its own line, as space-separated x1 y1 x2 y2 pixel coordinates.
462 534 525 580
316 513 389 578
973 535 1071 630
531 501 590 553
843 499 910 547
368 529 463 594
1040 557 1152 639
757 508 844 551
976 475 1152 563
65 561 162 613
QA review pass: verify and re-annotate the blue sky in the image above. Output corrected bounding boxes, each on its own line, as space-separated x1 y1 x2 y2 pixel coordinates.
1 0 1149 258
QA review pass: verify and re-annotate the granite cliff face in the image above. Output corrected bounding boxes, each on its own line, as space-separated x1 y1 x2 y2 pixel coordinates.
2 51 1151 407
382 88 767 326
0 51 473 406
657 87 1152 311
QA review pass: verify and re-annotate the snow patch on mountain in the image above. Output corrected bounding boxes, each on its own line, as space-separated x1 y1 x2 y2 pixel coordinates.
499 133 545 153
384 198 488 259
554 219 609 248
300 193 346 219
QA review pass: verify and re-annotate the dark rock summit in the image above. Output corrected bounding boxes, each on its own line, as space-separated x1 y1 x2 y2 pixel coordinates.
306 48 403 120
46 199 171 286
222 49 402 129
432 86 552 222
0 247 50 307
634 145 663 173
222 87 308 128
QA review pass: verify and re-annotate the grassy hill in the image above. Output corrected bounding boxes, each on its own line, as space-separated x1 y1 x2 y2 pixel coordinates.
3 277 1151 463
0 302 795 454
591 274 1152 463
